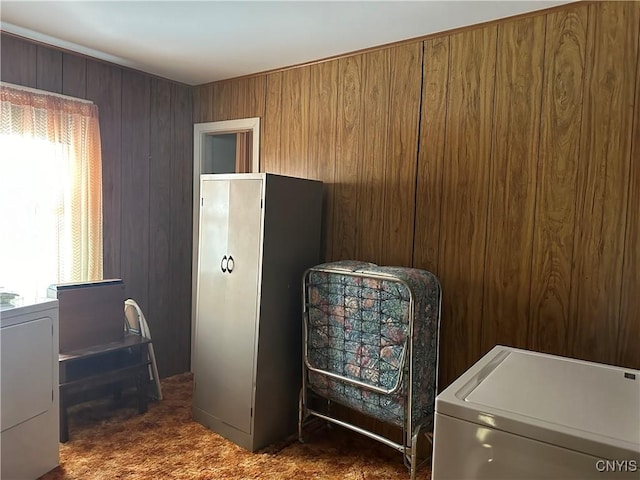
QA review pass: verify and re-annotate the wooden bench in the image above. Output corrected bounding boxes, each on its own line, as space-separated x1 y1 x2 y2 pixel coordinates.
58 334 151 442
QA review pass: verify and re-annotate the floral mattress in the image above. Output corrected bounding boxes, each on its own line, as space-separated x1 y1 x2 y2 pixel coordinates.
304 260 441 432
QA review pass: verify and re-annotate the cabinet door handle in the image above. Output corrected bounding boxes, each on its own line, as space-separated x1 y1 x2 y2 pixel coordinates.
221 255 228 273
227 255 235 273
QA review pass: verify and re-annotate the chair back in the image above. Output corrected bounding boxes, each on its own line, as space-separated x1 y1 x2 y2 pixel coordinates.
124 298 151 338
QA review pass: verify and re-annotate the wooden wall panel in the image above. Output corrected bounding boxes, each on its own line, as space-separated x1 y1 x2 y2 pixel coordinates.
569 2 639 365
481 16 545 352
169 83 194 376
212 81 231 121
6 0 637 387
120 70 151 324
193 83 215 123
356 49 389 264
242 76 266 120
192 85 204 123
195 1 640 386
413 38 449 274
262 72 283 173
437 25 497 387
1 35 36 86
86 60 123 279
228 79 242 119
308 61 339 261
381 43 422 267
149 78 173 377
62 53 86 98
280 66 310 178
36 46 62 93
332 55 364 261
529 8 587 355
3 33 194 378
229 79 242 119
618 26 640 368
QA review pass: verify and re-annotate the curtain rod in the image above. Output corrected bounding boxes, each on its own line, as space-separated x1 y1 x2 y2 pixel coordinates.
0 81 94 104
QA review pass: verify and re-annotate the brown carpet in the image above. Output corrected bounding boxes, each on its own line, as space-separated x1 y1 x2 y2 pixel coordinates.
39 373 432 479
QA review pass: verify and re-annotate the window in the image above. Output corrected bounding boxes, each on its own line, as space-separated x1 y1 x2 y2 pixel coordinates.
0 84 103 303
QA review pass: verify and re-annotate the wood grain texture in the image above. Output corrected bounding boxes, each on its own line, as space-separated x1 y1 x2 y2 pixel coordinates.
243 75 266 120
170 83 194 376
280 66 310 178
618 18 640 369
120 70 151 313
229 78 247 119
212 81 231 121
481 16 545 352
201 75 265 123
195 84 215 123
569 1 639 365
204 84 216 122
355 48 389 264
262 72 283 173
86 60 123 280
332 54 364 261
149 78 173 377
381 43 422 267
0 34 36 86
62 53 86 98
437 25 497 388
36 46 62 93
229 79 243 119
308 61 339 261
413 38 449 275
6 1 639 384
529 8 587 356
192 86 206 123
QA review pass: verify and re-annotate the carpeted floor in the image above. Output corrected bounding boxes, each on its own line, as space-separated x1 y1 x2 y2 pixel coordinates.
39 373 431 479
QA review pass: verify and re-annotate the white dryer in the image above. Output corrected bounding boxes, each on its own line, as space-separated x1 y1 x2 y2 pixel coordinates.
432 345 640 479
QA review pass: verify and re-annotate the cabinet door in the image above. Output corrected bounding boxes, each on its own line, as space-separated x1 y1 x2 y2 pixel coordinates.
1 316 53 432
193 177 263 434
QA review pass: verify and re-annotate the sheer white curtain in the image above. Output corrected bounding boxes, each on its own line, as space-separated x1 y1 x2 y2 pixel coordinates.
0 85 103 303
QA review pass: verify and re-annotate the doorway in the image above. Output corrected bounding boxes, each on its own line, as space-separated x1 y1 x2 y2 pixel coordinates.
201 130 256 174
194 118 260 176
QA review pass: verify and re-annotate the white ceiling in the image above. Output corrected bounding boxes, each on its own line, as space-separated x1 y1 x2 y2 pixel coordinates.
1 1 575 86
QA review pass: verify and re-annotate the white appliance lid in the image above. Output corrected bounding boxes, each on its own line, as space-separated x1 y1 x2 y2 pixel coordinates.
436 346 640 459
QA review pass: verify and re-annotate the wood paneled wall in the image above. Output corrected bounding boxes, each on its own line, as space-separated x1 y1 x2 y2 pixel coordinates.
194 1 640 388
1 33 194 378
2 1 638 388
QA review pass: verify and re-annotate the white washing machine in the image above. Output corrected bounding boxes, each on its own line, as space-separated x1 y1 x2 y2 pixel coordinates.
432 345 640 479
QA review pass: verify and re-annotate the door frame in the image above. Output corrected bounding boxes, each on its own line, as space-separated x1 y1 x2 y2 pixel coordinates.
193 118 260 178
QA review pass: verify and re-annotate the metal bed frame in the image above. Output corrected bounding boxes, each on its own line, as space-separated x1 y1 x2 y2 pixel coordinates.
298 263 441 479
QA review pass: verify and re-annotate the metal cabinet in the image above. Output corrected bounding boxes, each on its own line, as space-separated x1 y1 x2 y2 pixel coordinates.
192 173 322 451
